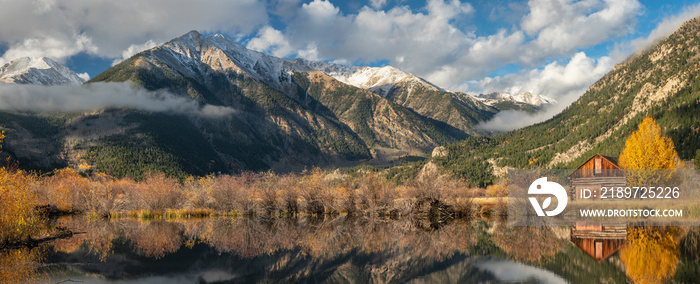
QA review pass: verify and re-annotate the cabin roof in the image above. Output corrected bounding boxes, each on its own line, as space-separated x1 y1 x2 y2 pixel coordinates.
577 153 620 169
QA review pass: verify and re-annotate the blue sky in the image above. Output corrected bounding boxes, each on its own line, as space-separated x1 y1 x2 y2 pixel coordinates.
1 0 699 103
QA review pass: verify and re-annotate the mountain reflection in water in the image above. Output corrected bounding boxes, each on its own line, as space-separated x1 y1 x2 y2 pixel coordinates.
1 216 698 283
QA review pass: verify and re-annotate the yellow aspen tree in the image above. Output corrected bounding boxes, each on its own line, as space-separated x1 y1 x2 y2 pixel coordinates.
620 116 680 169
619 116 681 185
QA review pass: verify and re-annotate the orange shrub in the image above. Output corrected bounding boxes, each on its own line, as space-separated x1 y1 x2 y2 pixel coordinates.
299 169 333 214
130 173 182 211
356 173 395 215
81 173 129 215
333 186 357 214
37 168 90 211
258 172 281 215
182 175 215 209
211 173 257 214
278 175 300 215
485 183 508 197
0 168 40 244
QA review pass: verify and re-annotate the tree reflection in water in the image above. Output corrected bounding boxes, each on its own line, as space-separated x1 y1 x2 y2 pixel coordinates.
619 226 684 284
9 216 700 283
492 224 566 263
0 247 44 284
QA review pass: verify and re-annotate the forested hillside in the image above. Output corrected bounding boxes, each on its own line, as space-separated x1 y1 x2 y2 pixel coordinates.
436 18 700 174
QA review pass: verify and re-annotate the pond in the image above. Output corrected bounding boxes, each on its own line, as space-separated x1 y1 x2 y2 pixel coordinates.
2 216 699 283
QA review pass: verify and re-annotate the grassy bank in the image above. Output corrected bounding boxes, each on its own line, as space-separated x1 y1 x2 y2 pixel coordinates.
0 166 506 248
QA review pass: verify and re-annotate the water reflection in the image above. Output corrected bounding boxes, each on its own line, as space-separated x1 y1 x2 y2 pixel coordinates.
492 225 566 263
570 224 692 284
0 247 45 283
570 224 627 262
619 227 684 283
5 216 699 283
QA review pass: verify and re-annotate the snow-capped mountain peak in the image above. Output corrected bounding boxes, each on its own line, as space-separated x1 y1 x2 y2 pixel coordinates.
0 57 85 85
512 92 557 106
151 31 443 98
148 31 548 107
310 64 443 97
154 31 313 91
474 92 556 107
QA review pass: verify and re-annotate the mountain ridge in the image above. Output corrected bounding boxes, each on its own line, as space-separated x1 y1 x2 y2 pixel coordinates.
475 92 556 107
0 57 85 85
39 30 479 176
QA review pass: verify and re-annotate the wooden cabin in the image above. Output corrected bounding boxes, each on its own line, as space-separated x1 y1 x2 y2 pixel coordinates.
571 225 627 262
570 154 626 200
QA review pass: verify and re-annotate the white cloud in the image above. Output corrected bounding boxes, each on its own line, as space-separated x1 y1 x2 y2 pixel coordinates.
112 40 159 66
476 52 613 131
369 0 388 10
0 34 98 65
628 2 700 54
478 52 613 98
77 72 90 81
476 260 567 284
246 26 295 58
297 44 321 61
0 0 268 62
301 0 341 21
0 82 236 117
426 29 525 87
270 0 302 19
426 0 474 20
247 0 639 91
272 0 477 86
520 0 642 64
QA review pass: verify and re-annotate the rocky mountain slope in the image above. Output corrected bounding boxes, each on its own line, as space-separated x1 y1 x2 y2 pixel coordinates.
437 17 700 174
0 57 85 85
0 31 558 177
84 31 479 174
0 31 493 177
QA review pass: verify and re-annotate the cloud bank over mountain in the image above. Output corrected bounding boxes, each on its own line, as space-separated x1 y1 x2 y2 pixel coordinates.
0 82 236 117
476 52 613 131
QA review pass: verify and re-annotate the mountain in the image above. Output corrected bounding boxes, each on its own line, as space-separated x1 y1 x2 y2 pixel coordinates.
468 91 556 115
0 31 559 178
309 63 505 134
0 57 85 85
311 63 443 96
475 92 556 107
435 17 700 175
0 31 503 177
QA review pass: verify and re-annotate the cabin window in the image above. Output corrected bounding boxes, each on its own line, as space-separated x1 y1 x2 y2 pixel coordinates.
595 158 602 174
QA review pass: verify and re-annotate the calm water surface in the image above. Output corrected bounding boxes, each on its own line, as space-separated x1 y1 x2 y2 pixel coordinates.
3 215 699 283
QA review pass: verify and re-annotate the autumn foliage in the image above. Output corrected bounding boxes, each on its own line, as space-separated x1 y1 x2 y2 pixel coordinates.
619 116 682 187
0 125 485 251
0 168 40 246
0 133 42 247
2 166 481 229
620 116 681 170
620 227 682 284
